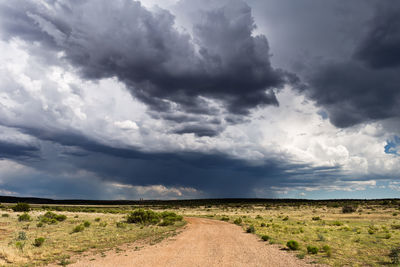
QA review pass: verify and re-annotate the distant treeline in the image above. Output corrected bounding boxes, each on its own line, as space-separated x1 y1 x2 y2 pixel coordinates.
1 195 399 207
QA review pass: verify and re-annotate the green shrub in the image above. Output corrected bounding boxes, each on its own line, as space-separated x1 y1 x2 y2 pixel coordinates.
389 247 400 264
126 209 160 225
33 237 45 247
233 217 242 225
255 215 263 219
246 225 255 233
2 213 9 217
95 217 101 222
342 206 356 213
312 216 321 221
286 240 299 250
385 233 392 239
15 241 25 251
18 213 31 222
158 218 174 226
37 222 43 227
261 235 270 241
332 221 343 226
99 222 107 227
391 224 400 230
42 211 67 222
307 245 318 254
83 221 91 227
17 231 27 241
260 222 266 227
12 203 30 212
72 224 84 233
282 216 289 221
220 217 229 221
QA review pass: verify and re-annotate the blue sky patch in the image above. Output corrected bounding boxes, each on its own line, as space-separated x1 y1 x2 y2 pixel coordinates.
384 136 400 155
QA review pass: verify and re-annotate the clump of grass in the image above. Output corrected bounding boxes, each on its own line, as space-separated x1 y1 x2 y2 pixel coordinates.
37 222 44 228
322 245 332 257
33 237 45 247
220 216 229 221
116 221 126 228
2 213 9 217
83 221 91 227
17 231 27 241
95 217 101 222
312 216 321 221
260 222 266 227
18 213 31 222
71 224 85 233
126 209 160 225
261 235 269 241
255 215 263 219
307 245 318 254
286 240 299 250
282 216 289 221
233 217 242 225
12 203 30 212
15 241 25 251
317 233 325 241
246 225 255 233
331 221 343 226
158 211 183 226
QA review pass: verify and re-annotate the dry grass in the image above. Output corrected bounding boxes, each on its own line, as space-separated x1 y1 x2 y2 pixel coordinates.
178 204 400 266
0 210 184 266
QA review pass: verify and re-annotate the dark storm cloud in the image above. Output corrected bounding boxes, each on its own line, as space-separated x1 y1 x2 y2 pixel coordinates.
0 140 39 159
0 0 287 121
303 1 400 128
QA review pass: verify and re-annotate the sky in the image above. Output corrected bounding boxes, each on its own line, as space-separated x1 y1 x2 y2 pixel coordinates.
0 0 399 200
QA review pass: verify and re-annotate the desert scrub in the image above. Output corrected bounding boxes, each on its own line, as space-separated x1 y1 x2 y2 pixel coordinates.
389 247 400 264
246 225 255 233
72 224 85 233
233 217 242 225
2 213 9 217
18 213 31 222
286 240 299 250
342 205 356 213
220 216 229 221
17 231 27 241
261 235 270 241
83 221 91 227
126 209 160 225
307 245 318 254
12 202 30 212
33 237 45 247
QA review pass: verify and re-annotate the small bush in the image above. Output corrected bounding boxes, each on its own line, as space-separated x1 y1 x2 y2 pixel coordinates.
2 213 9 217
83 221 91 227
307 245 318 254
36 222 43 227
322 245 332 257
42 211 66 222
233 217 242 225
126 209 160 225
158 219 174 226
332 221 343 226
15 241 25 251
385 233 392 239
255 215 263 219
12 203 30 212
72 224 84 233
286 240 299 250
95 217 101 222
317 233 325 241
17 231 27 241
260 222 266 227
389 247 400 264
18 213 31 222
282 216 289 221
391 224 400 230
99 222 107 227
312 216 321 221
220 217 229 221
33 237 45 247
342 206 356 213
246 225 255 233
261 235 270 241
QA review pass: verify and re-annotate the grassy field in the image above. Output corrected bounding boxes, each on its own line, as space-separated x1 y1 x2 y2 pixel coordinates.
0 199 399 266
0 204 185 266
177 201 400 266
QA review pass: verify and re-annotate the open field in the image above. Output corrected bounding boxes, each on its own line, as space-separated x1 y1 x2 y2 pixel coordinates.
0 204 184 266
0 198 399 266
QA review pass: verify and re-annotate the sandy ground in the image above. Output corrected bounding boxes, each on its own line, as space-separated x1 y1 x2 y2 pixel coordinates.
62 217 320 267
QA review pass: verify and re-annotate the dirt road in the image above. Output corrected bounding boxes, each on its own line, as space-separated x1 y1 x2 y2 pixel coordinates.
67 217 317 267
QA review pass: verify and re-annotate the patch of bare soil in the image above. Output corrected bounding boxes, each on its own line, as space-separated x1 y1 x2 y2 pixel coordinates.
57 217 323 267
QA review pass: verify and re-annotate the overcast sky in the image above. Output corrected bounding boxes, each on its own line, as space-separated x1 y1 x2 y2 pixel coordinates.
0 0 399 200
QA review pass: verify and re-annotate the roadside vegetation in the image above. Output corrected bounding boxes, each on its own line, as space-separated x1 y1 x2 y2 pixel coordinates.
1 199 399 266
0 204 185 266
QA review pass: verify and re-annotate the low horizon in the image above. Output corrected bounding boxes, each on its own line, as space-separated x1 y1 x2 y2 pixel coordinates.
0 0 399 200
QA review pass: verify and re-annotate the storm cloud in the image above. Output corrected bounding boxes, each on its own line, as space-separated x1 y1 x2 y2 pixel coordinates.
0 0 286 123
303 2 400 128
